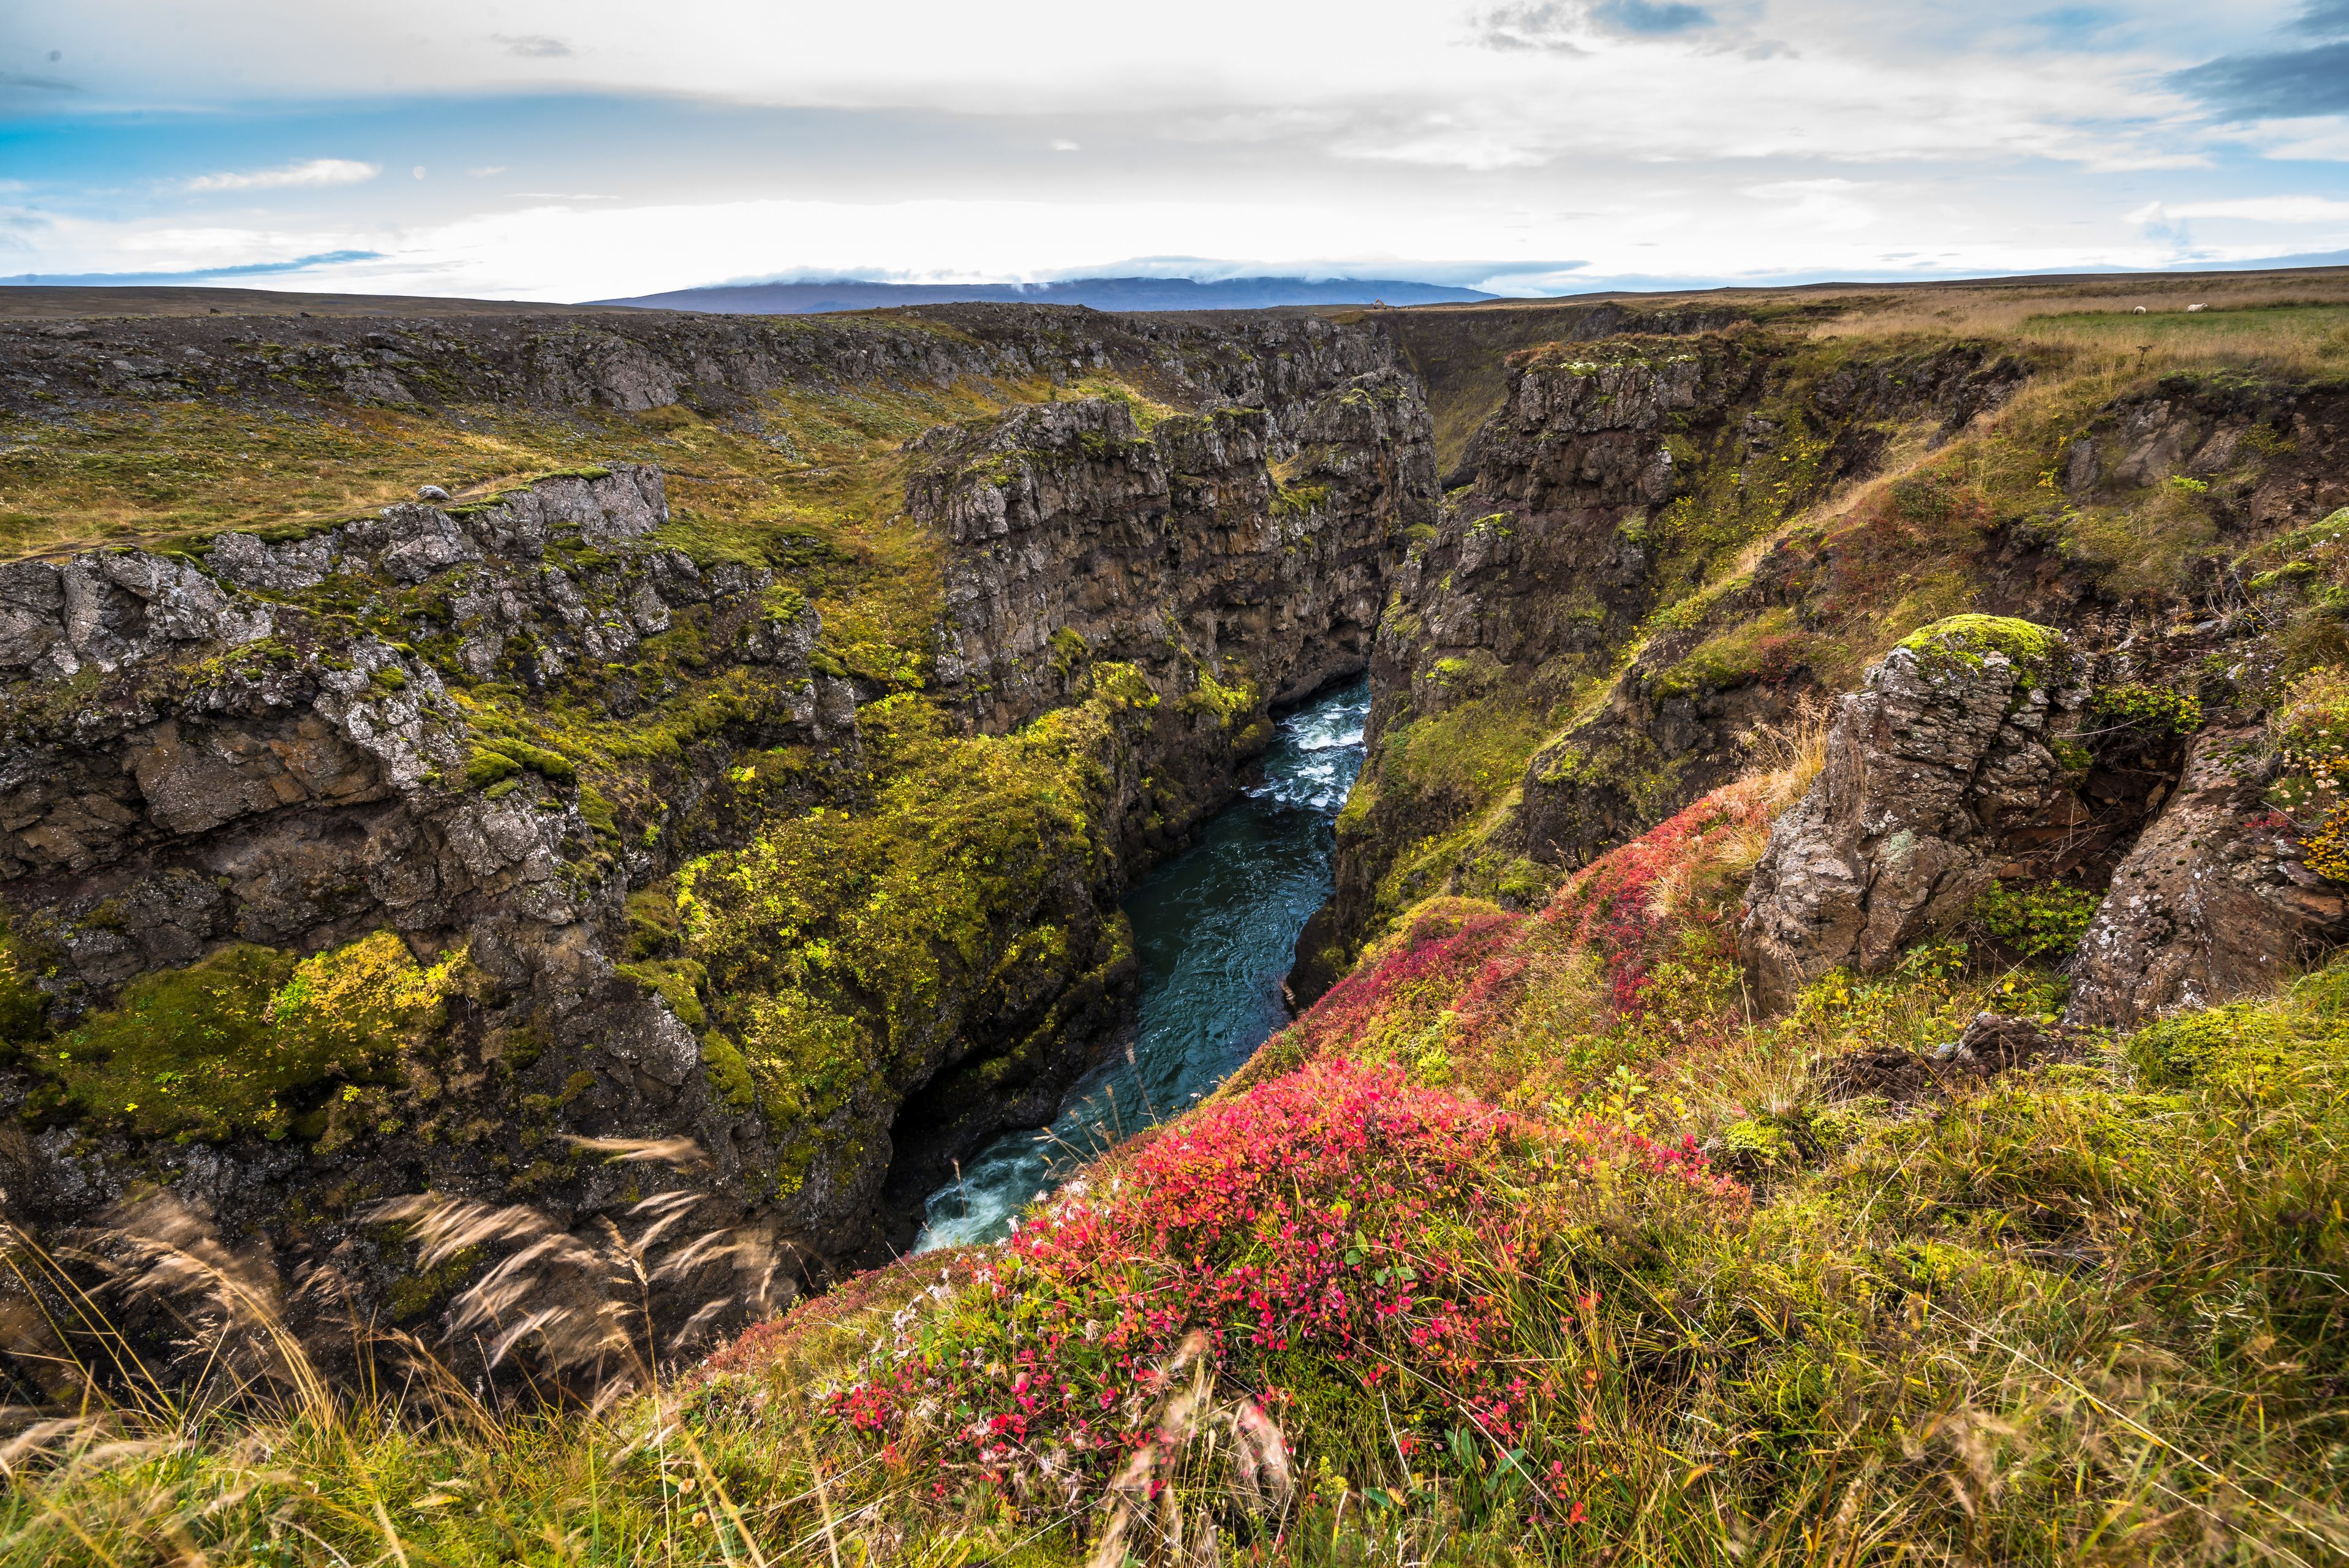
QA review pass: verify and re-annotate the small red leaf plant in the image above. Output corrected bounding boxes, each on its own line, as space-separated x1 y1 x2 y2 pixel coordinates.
813 1057 1743 1502
1539 775 1776 1023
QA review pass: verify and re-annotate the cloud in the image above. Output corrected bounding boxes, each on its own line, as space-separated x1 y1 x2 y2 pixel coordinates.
492 33 571 58
184 157 379 192
2128 195 2349 224
2170 1 2349 119
2293 0 2349 32
1744 176 1876 231
0 69 82 111
2220 116 2349 161
1 248 383 285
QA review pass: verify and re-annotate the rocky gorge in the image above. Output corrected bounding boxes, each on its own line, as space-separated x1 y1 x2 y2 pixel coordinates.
3 283 2349 1404
0 300 1442 1366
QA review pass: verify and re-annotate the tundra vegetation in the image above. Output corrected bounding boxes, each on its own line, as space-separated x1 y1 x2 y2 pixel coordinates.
4 270 2349 1564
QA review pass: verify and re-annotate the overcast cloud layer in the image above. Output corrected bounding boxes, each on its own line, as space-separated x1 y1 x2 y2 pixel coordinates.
4 0 2348 301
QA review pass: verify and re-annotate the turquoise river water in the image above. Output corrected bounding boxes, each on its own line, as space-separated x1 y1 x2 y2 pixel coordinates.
912 677 1370 1251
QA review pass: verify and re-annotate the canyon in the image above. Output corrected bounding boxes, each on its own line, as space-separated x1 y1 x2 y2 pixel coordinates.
2 283 2347 1379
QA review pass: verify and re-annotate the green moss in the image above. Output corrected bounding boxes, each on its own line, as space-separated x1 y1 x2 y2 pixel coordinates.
616 959 709 1031
2127 1000 2301 1090
577 785 619 840
385 1245 484 1323
1652 607 1821 698
2249 559 2318 592
676 670 1159 1135
464 749 522 789
699 1033 758 1109
0 928 53 1057
42 932 464 1141
480 737 577 785
1271 481 1330 518
1896 613 2065 685
1721 1117 1792 1166
1179 667 1257 731
1424 649 1503 698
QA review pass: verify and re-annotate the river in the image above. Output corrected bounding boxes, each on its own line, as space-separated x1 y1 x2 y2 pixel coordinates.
911 677 1370 1251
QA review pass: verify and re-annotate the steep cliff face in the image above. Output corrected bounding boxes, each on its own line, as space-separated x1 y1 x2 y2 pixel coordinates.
914 373 1430 787
872 370 1435 1207
922 380 1427 732
0 466 832 1328
0 300 1435 1340
1299 330 2030 993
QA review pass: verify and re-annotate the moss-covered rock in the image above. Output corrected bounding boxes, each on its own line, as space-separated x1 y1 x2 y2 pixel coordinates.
1896 612 2065 686
35 932 466 1142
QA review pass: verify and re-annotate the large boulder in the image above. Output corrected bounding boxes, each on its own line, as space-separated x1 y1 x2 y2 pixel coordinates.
1740 616 2090 1011
2066 727 2349 1028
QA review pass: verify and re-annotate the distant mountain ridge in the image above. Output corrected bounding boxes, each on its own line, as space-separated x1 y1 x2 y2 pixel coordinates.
592 276 1496 314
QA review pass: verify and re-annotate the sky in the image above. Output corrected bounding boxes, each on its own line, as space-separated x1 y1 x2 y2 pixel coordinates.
3 0 2348 303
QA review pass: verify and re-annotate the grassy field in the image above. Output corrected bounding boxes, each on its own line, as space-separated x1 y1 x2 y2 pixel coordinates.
0 374 1066 677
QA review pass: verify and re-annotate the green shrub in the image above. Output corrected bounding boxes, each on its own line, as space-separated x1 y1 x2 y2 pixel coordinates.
1969 877 2102 959
2087 681 2202 737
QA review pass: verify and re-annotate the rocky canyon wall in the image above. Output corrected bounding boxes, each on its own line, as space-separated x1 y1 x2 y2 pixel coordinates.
1297 328 2032 994
0 301 1432 1359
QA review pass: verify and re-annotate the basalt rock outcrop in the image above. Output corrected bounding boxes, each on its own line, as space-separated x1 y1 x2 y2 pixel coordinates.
0 303 1402 432
1499 341 2031 873
913 374 1432 838
0 466 841 1344
1738 618 2098 1012
2066 727 2349 1028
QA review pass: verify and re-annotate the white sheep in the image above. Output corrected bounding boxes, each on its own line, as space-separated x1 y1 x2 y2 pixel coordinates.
2133 306 2148 314
2187 303 2208 312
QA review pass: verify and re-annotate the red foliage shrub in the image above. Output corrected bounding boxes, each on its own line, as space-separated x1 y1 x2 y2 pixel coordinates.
1281 898 1522 1062
1542 778 1774 1016
816 1059 1741 1490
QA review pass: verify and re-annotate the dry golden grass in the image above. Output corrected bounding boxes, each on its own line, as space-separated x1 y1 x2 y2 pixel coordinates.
1808 271 2349 377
